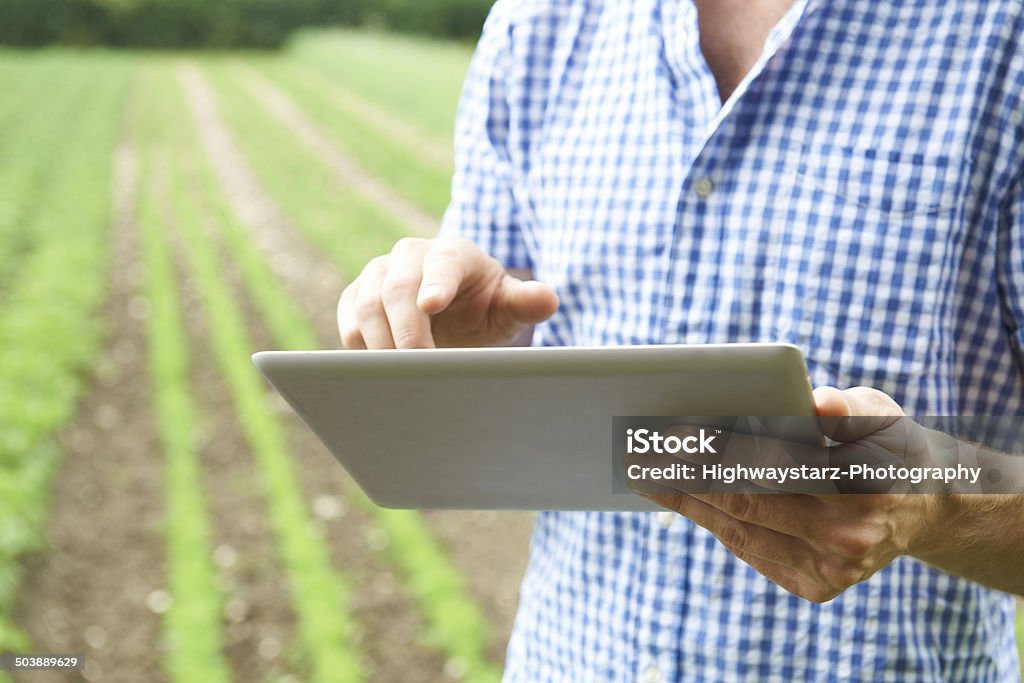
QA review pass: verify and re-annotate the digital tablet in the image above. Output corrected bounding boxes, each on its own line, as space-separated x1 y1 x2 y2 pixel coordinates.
252 343 816 511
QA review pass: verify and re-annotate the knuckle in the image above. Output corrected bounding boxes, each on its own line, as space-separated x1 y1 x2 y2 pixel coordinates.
816 555 861 593
716 520 749 550
338 280 357 304
807 586 840 604
831 527 876 559
725 494 758 521
381 273 419 304
392 327 425 349
340 326 361 349
365 255 389 273
355 290 383 319
337 287 357 322
849 385 903 416
666 494 691 516
337 312 355 334
378 288 405 311
838 564 866 588
435 235 476 256
391 237 424 254
438 234 471 248
810 553 840 588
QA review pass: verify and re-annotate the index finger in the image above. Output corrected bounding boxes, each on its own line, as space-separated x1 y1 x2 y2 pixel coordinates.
381 239 434 349
417 237 484 314
668 491 826 546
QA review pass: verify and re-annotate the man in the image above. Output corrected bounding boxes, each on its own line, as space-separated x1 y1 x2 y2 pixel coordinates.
337 0 1024 679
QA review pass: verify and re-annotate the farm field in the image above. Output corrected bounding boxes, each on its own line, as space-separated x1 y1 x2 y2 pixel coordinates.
0 28 1022 683
0 31 533 683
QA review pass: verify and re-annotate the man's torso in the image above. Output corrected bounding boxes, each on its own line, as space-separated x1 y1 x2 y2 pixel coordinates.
448 1 1024 680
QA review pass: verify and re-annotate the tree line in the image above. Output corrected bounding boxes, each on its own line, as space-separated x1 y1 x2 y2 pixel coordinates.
0 0 494 48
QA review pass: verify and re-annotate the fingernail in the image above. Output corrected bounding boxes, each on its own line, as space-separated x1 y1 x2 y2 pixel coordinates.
419 284 441 302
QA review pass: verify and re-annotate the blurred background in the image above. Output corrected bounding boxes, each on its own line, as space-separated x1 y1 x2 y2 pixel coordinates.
0 1 1020 682
0 1 536 681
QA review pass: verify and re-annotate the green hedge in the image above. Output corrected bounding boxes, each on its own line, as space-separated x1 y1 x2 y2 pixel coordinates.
0 0 493 48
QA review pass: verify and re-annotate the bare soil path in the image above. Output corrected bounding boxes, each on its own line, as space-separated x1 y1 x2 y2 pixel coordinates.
178 64 345 340
277 63 453 171
233 64 439 237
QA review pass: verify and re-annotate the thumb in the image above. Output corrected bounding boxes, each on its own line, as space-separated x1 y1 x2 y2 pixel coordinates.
814 386 903 442
814 386 852 418
496 277 559 327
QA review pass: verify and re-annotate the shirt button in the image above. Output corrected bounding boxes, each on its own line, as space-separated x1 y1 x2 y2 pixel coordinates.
693 176 714 198
642 664 663 683
657 511 676 528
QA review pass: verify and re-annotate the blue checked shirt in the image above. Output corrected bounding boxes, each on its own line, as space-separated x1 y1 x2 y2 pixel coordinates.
440 1 1024 680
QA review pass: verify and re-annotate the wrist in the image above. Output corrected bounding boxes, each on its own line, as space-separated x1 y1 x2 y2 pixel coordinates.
905 426 970 561
906 492 968 563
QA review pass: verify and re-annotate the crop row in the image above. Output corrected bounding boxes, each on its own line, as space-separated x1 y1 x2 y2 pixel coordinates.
0 55 63 132
152 66 364 683
246 58 454 218
134 65 234 683
0 55 129 666
203 60 408 276
187 65 501 681
0 58 97 298
287 29 471 143
0 43 501 680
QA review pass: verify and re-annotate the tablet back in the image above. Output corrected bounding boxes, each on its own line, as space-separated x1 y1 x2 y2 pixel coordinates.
253 344 815 511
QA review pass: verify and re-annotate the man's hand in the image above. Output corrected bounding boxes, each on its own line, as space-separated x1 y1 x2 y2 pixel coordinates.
337 237 558 349
632 387 948 603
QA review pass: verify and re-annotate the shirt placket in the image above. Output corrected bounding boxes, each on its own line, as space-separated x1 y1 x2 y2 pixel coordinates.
658 0 820 344
634 2 822 678
633 514 685 683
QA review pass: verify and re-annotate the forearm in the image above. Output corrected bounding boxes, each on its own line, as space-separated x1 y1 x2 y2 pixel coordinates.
910 492 1024 594
907 431 1024 594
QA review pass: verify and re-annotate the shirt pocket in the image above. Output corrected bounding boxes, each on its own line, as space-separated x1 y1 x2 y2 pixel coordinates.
797 145 966 216
768 144 968 387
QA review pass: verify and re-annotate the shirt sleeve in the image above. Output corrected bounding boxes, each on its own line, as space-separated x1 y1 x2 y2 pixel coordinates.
998 171 1024 360
439 0 534 272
